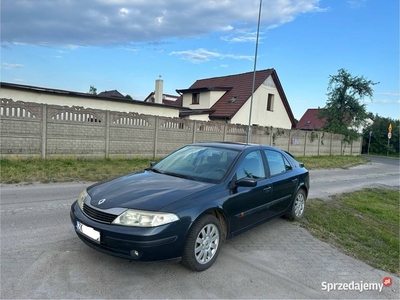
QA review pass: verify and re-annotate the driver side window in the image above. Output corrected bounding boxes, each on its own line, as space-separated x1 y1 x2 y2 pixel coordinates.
236 151 265 180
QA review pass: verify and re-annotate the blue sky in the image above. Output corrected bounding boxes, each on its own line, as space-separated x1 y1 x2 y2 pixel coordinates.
1 0 399 120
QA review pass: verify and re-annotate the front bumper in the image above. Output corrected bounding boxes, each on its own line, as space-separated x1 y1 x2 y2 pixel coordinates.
70 201 189 261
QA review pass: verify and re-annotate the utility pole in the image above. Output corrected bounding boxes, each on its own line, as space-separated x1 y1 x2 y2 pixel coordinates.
247 0 262 144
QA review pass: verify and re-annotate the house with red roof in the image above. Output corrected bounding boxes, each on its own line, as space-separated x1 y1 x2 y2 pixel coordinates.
97 90 126 99
143 91 180 106
174 69 296 129
295 108 327 130
296 108 372 133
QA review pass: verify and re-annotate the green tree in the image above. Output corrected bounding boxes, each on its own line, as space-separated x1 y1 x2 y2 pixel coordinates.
125 94 133 100
363 115 399 155
319 68 378 141
88 85 97 95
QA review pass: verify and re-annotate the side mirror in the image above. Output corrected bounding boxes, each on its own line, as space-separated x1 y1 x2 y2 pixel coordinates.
235 177 257 187
150 162 157 168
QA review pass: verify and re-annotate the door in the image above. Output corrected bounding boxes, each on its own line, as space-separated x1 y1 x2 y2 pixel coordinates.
224 150 272 234
264 149 298 216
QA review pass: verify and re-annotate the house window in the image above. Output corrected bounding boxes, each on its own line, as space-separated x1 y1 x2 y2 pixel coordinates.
192 93 200 105
267 94 274 111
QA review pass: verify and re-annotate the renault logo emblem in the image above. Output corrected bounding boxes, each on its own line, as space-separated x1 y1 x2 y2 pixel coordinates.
98 198 106 205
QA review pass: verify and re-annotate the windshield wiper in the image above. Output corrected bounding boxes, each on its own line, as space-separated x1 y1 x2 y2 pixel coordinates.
163 171 195 181
147 168 195 180
147 168 164 174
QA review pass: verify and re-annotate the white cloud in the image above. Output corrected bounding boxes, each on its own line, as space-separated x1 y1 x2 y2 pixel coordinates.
119 8 130 16
367 92 400 105
365 99 400 104
1 0 326 47
222 30 262 43
169 48 253 63
347 0 366 9
375 92 400 97
1 63 24 69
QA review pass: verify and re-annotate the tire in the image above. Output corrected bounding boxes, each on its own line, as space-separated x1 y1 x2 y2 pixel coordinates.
181 214 222 271
286 189 306 221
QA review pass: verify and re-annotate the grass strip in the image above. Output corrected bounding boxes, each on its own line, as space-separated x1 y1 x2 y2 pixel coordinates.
0 155 369 184
0 158 155 184
296 155 369 169
300 188 399 275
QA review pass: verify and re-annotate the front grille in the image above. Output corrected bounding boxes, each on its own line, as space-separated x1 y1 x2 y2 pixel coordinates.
83 203 118 223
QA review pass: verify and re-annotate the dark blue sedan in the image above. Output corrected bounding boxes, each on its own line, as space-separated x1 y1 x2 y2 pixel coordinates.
70 142 310 271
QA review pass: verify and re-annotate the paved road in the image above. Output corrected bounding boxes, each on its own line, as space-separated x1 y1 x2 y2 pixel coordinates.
1 156 399 299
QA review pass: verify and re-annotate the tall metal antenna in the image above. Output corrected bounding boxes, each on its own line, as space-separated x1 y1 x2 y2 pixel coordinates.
246 0 263 144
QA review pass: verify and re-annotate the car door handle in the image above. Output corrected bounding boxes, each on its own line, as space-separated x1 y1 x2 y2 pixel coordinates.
292 178 298 183
263 187 271 193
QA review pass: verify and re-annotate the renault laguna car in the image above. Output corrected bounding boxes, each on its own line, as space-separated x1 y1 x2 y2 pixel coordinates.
70 142 310 271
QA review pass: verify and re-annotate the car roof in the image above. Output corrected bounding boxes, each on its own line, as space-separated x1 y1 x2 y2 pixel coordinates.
190 142 280 152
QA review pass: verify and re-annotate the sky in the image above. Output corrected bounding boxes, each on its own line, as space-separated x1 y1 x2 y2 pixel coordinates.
1 0 399 121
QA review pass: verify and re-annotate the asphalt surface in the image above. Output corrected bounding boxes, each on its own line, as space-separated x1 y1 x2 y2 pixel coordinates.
1 156 399 299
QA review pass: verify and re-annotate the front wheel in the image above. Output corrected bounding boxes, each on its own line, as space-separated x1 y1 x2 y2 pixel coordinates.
286 189 306 221
181 214 222 271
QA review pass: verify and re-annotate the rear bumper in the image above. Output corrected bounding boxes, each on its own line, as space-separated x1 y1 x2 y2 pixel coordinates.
70 201 189 261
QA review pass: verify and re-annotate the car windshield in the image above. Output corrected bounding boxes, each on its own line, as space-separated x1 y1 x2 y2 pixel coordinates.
152 145 239 183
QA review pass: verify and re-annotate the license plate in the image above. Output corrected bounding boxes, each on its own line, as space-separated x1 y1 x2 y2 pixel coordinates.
76 221 100 243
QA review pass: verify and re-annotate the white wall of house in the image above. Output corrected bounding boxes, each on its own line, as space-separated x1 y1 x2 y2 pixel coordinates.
231 77 292 129
1 88 180 118
182 91 226 110
184 114 210 121
349 118 373 134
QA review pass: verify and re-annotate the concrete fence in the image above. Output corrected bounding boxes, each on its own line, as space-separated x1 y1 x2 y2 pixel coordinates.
0 99 362 159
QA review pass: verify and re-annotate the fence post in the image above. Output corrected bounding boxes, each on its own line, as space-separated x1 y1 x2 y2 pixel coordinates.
303 131 308 156
350 139 353 156
330 133 333 155
223 122 227 142
288 130 292 152
41 104 47 159
317 132 321 156
270 127 273 146
153 116 159 159
192 120 197 143
105 110 110 159
341 138 344 156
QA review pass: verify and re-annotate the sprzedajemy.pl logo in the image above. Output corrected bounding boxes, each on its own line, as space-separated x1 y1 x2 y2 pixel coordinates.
321 277 392 293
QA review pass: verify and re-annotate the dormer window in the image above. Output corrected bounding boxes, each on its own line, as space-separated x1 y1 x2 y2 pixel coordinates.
192 93 200 104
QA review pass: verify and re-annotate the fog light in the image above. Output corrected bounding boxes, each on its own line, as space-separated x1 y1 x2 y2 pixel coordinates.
130 250 142 259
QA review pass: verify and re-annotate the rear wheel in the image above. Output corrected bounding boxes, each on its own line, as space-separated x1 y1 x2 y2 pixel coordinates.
286 189 306 221
181 214 222 271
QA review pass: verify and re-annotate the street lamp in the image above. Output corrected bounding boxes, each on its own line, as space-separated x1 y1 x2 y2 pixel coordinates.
247 0 263 144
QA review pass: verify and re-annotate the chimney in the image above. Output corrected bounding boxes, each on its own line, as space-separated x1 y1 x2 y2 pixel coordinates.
155 76 163 104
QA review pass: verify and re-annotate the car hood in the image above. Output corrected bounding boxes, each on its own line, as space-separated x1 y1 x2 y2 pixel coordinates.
87 171 214 211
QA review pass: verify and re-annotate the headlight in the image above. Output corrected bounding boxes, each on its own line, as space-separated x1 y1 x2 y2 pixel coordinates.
77 189 90 210
112 209 179 227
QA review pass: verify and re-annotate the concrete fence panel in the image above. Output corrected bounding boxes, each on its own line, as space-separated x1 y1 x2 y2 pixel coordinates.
0 99 362 159
109 112 156 158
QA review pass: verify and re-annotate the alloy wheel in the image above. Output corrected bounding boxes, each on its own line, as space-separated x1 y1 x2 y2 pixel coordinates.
294 193 305 218
194 223 220 264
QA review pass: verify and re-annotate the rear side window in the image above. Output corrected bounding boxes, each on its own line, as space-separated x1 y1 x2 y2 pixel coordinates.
264 150 292 176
